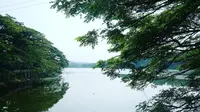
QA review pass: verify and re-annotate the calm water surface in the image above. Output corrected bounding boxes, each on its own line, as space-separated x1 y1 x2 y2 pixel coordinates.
1 68 168 112
49 68 167 112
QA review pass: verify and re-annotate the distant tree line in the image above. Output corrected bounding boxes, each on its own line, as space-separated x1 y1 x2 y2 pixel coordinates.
0 14 68 93
68 61 96 68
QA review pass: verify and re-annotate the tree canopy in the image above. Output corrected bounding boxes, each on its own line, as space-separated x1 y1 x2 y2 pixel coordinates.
52 0 200 111
0 14 68 90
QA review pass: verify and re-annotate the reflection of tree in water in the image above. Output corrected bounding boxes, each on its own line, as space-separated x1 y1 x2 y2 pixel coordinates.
0 78 68 112
137 88 200 112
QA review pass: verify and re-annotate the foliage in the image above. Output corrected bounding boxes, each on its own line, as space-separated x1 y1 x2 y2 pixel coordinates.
137 88 200 112
0 14 68 89
75 30 99 49
52 0 200 111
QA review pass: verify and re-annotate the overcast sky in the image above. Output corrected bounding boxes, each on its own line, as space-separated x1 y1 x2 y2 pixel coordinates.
0 0 117 62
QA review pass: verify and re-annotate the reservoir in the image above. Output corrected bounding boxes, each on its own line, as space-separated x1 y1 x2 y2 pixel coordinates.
1 68 168 112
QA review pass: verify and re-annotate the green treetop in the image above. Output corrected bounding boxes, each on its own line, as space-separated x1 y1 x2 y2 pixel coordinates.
0 14 68 88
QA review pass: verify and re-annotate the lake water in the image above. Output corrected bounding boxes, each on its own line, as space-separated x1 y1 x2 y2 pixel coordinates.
0 68 168 112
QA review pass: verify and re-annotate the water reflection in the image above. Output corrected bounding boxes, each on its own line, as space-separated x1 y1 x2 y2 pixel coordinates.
0 77 68 112
0 69 168 112
49 68 168 112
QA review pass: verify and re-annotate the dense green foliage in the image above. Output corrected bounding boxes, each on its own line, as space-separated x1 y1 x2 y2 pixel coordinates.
0 14 68 91
52 0 200 111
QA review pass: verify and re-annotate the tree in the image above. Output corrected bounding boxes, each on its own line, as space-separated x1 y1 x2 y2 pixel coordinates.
0 14 68 91
51 0 200 111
